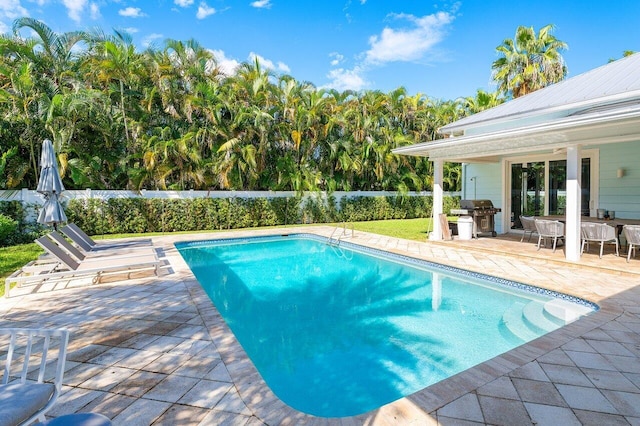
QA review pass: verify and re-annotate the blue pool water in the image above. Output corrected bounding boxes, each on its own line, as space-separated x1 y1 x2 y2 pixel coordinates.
176 234 596 417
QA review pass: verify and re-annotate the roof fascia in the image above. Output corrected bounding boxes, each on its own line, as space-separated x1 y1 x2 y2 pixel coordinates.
439 89 640 136
394 105 640 160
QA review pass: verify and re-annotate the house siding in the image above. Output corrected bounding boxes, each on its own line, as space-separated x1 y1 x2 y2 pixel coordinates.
461 140 640 234
596 140 640 219
463 163 505 233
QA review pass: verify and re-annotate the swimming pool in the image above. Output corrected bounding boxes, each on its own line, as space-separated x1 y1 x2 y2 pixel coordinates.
176 234 596 417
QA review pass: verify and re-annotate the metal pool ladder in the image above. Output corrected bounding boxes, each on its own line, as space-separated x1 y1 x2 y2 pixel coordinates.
328 222 355 246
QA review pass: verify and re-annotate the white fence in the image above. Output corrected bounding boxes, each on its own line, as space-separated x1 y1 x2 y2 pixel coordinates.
0 189 460 223
1 189 459 205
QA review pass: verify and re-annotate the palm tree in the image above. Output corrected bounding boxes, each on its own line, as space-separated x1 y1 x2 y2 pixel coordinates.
12 18 85 89
83 29 145 145
608 50 636 63
492 24 568 98
463 89 504 114
0 60 47 186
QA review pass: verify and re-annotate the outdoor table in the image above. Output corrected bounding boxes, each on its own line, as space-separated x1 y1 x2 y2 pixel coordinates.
536 216 640 248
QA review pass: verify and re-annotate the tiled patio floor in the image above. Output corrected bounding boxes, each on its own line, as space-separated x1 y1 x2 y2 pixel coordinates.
2 226 640 425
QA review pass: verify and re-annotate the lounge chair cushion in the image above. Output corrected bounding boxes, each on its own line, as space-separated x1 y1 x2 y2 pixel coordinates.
0 382 55 426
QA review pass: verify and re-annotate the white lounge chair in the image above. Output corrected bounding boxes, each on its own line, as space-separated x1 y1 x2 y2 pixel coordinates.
623 224 640 263
60 223 151 253
519 216 538 242
535 219 565 252
580 222 619 258
47 231 155 262
0 328 69 425
5 236 162 298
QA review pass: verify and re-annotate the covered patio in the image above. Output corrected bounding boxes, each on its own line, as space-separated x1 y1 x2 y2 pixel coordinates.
394 53 640 262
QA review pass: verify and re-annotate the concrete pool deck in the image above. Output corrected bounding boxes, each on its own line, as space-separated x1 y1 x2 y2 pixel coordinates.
2 226 640 425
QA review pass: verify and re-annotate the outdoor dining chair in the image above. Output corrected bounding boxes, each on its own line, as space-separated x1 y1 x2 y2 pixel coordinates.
580 222 620 258
535 219 565 252
519 216 538 242
0 328 69 425
623 225 640 263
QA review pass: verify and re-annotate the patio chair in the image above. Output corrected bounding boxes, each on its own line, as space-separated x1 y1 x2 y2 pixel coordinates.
519 216 538 242
0 328 69 426
623 225 640 263
535 219 565 252
580 222 619 258
47 231 155 262
5 236 162 298
60 223 152 253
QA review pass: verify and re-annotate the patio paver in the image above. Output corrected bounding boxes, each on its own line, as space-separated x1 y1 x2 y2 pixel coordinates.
2 225 640 425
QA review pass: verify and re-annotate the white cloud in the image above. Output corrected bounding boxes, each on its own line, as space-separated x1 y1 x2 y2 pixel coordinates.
62 0 87 22
329 52 344 66
248 52 290 73
277 61 290 73
89 2 100 20
0 20 8 34
365 11 454 64
251 0 272 9
174 0 194 6
323 8 455 92
210 49 240 76
121 27 139 34
325 67 367 92
196 2 215 19
119 7 146 18
0 0 29 20
142 33 163 47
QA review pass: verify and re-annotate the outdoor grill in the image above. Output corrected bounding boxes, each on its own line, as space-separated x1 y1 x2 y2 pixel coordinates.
450 199 502 238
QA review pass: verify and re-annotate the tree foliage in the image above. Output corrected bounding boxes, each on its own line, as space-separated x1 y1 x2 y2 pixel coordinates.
492 24 568 99
2 19 550 194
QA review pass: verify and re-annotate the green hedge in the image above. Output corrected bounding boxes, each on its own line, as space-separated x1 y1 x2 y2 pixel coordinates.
60 195 460 236
0 201 47 246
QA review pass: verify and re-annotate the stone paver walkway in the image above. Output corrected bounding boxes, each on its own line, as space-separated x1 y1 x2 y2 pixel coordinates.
2 226 640 425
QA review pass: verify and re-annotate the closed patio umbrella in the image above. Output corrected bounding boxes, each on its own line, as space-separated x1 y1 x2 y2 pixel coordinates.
36 139 67 229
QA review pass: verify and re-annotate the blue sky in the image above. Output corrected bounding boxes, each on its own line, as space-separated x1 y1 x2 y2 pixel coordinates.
1 0 638 100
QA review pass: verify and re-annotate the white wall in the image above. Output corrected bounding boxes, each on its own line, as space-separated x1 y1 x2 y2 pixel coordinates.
596 141 640 219
0 189 456 205
463 162 505 233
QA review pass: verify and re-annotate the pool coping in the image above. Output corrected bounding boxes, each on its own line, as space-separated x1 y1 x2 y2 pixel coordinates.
174 229 624 425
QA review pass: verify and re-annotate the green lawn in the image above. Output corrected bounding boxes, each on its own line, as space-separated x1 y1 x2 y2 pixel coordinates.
0 242 43 296
0 218 434 296
351 218 431 241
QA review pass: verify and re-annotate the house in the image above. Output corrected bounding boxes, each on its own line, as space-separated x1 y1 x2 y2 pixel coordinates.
393 53 640 261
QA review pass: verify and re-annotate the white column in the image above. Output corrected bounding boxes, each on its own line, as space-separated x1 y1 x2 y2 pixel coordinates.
430 159 444 241
565 145 582 261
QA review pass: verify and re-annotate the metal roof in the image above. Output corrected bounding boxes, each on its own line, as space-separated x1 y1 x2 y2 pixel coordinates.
440 52 640 134
394 104 640 162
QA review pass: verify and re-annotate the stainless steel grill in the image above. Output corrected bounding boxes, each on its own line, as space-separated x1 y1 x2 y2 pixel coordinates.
450 199 502 238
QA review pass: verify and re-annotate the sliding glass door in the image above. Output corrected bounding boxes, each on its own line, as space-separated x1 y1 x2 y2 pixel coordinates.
510 157 593 230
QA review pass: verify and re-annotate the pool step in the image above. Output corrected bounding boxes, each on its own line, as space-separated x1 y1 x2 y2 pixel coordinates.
523 301 563 333
544 299 593 324
502 299 591 342
502 300 573 343
502 302 543 342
